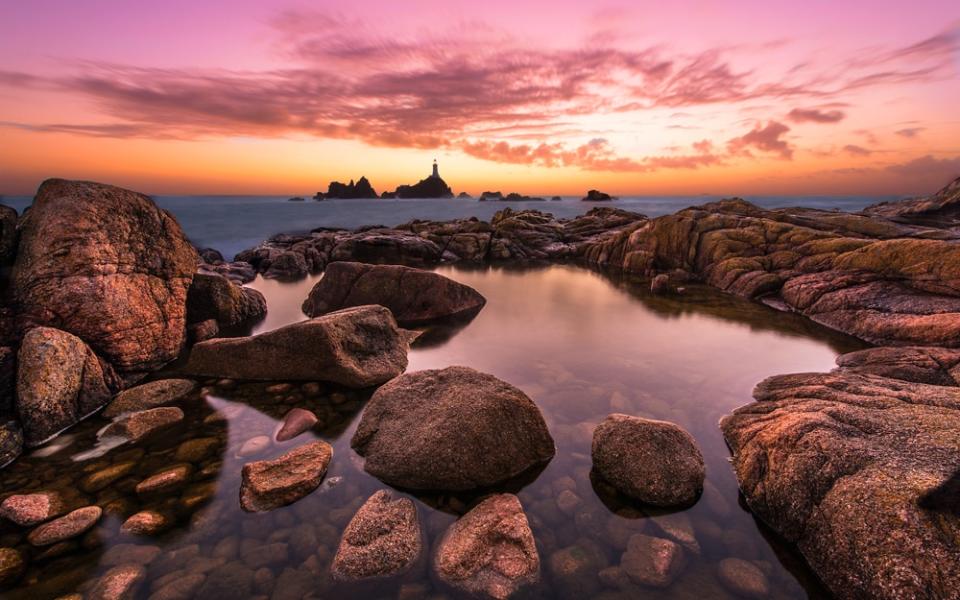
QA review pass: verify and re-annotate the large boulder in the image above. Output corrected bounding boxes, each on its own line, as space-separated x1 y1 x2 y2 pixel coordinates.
331 489 423 581
239 440 332 512
591 414 705 507
12 179 198 373
352 366 555 491
186 273 266 329
302 261 486 326
433 494 540 599
181 305 409 387
16 327 117 446
721 348 960 600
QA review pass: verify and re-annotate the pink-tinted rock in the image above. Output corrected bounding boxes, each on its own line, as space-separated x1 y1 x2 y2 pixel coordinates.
240 440 333 512
274 408 318 442
136 464 193 497
717 558 770 598
619 534 686 588
27 505 102 546
121 510 170 536
88 564 146 600
103 379 195 418
331 489 422 581
0 491 68 526
101 407 184 443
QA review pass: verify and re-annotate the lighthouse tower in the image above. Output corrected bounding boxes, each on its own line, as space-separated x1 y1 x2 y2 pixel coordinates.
432 159 440 179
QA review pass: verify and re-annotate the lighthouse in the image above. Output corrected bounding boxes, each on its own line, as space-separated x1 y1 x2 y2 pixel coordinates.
432 159 440 179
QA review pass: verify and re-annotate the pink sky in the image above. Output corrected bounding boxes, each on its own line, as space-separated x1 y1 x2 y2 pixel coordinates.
1 0 958 195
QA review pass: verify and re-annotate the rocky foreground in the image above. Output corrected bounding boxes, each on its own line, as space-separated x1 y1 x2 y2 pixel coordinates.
1 176 959 598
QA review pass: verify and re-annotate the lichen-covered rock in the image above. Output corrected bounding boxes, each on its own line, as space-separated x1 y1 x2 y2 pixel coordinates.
182 305 409 387
16 327 117 446
240 440 332 512
12 179 198 373
302 261 486 326
433 494 539 599
331 489 422 581
591 414 705 507
721 348 960 600
0 491 67 526
352 366 555 490
103 379 195 418
26 505 101 546
186 273 266 328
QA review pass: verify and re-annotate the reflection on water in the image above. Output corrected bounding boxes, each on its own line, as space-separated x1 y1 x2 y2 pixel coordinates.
0 263 866 599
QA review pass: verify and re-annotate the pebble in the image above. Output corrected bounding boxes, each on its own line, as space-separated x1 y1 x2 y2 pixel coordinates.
237 435 270 457
0 491 68 526
27 506 102 546
0 547 25 586
136 464 193 497
717 558 770 598
121 510 171 536
80 461 137 493
87 564 146 600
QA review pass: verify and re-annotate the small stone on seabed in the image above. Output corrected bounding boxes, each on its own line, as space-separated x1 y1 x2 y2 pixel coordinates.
136 464 193 497
274 408 318 442
619 533 686 588
121 510 170 536
0 547 25 586
80 461 137 493
0 491 67 526
27 506 102 546
101 407 184 443
717 558 770 598
87 564 146 600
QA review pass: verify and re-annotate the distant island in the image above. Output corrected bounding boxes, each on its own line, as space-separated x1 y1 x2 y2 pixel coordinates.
315 161 453 200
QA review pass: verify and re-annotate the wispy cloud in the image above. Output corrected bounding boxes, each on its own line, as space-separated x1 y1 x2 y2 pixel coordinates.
786 107 846 123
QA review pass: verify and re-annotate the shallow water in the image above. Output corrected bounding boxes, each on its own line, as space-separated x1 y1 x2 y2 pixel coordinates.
0 264 867 599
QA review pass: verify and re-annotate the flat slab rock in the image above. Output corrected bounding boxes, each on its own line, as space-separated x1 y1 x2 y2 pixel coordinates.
433 494 540 599
352 366 555 491
26 506 102 546
331 489 422 581
302 261 486 326
181 305 409 387
240 440 333 512
592 414 705 507
100 406 184 443
103 378 195 418
721 346 960 600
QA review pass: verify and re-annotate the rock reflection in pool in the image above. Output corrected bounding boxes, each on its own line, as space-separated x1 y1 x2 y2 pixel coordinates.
0 263 865 598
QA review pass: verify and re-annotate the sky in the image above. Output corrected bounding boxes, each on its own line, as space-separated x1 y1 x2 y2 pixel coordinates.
1 0 959 196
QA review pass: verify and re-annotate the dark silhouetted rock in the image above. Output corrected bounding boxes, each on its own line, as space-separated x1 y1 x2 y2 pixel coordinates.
352 366 555 491
187 273 266 328
864 176 960 227
582 189 614 201
326 176 378 199
302 261 486 326
0 204 17 265
103 379 195 418
457 192 473 199
182 306 409 387
592 414 705 507
433 494 539 599
264 251 309 280
12 179 198 373
240 440 333 512
331 489 422 581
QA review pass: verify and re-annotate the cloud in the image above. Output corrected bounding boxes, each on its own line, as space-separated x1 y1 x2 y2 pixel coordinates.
787 108 846 123
727 121 794 159
895 127 925 138
843 144 873 156
885 155 960 179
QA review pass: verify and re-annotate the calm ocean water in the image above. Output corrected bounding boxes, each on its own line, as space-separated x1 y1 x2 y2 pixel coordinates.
1 194 896 261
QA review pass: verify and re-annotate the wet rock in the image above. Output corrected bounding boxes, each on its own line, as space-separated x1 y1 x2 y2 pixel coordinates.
81 461 137 492
547 543 605 599
121 510 171 536
101 543 162 567
331 489 422 581
619 533 686 588
242 543 288 569
103 379 195 418
174 437 220 462
240 440 333 512
147 573 204 600
187 273 267 328
0 491 68 526
12 179 198 373
101 407 184 443
353 366 555 491
650 512 700 554
88 564 146 600
196 562 254 599
16 326 116 446
591 414 704 507
0 547 25 587
302 261 486 326
721 355 960 600
433 494 539 599
0 420 22 468
187 319 219 344
650 274 673 295
237 435 271 457
0 204 17 265
182 306 410 387
136 464 193 496
27 506 102 546
716 558 770 598
265 251 309 279
274 408 318 442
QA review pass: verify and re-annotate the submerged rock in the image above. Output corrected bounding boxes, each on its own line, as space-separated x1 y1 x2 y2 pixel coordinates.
16 327 116 446
240 440 333 512
103 379 195 418
591 414 705 507
433 494 539 599
26 505 101 546
331 489 422 581
101 406 184 443
0 204 17 265
0 491 68 526
716 558 770 598
619 533 686 588
88 564 145 600
0 421 22 468
352 366 555 490
302 261 486 326
181 306 409 387
187 273 267 328
12 179 198 373
721 347 960 599
0 547 25 587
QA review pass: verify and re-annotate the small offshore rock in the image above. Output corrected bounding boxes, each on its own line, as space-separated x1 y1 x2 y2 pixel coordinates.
274 408 318 442
352 366 555 490
716 558 770 598
103 379 195 418
27 505 102 546
433 494 539 599
619 533 686 588
0 491 68 526
240 440 333 512
332 489 422 581
592 414 705 507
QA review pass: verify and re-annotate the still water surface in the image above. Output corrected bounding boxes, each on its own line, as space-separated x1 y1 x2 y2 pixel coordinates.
0 264 866 599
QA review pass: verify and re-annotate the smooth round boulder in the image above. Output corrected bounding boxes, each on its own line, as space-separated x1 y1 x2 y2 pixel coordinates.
351 366 555 491
331 489 422 581
592 414 705 507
